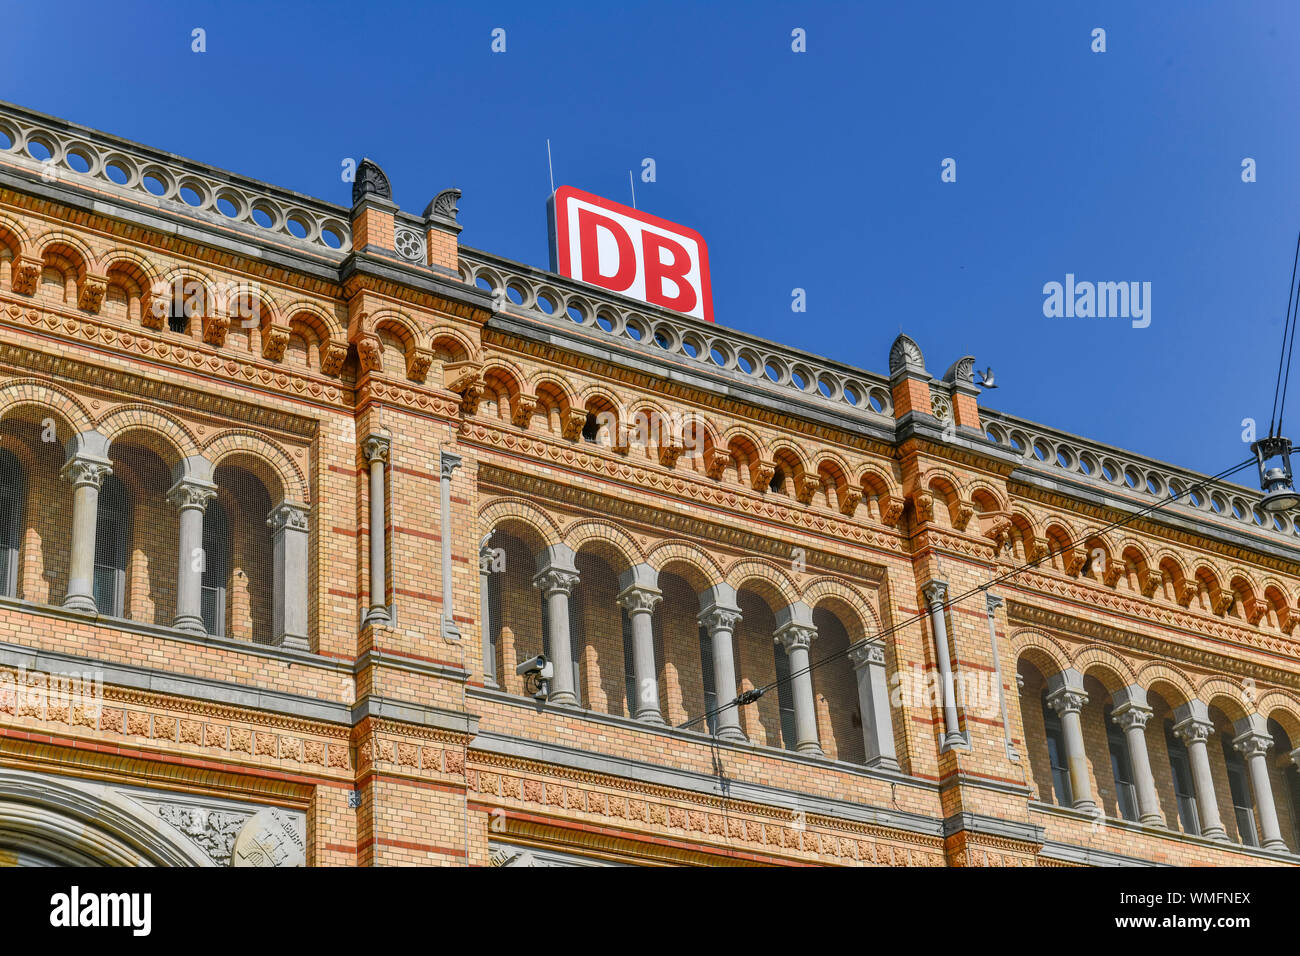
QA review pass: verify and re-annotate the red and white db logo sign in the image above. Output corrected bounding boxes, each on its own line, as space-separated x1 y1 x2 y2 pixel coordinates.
550 186 714 323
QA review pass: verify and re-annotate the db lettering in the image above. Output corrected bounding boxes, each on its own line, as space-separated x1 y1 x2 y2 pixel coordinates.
551 186 714 323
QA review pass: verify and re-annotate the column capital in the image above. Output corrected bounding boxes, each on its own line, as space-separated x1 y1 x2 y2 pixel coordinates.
166 476 217 511
698 583 742 632
439 449 462 478
847 640 885 670
59 454 112 489
363 432 391 463
533 544 579 595
1045 669 1088 716
921 580 948 607
775 602 817 652
775 624 816 653
617 583 662 614
266 501 309 533
1112 704 1152 731
985 592 1004 614
1290 747 1300 771
1172 715 1214 745
1232 713 1274 758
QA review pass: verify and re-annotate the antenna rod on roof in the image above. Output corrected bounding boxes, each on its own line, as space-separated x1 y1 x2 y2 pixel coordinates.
546 139 556 197
629 170 636 209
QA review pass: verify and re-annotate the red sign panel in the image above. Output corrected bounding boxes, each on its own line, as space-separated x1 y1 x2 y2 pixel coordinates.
550 186 714 323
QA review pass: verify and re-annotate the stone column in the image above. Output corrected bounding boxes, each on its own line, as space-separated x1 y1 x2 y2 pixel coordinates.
847 640 898 771
479 535 497 687
1173 701 1228 841
698 584 745 742
532 543 580 706
922 580 965 750
774 601 822 756
617 563 663 724
363 432 390 627
267 501 309 651
984 593 1019 762
59 435 113 614
1045 669 1097 815
438 450 462 642
1233 714 1288 851
167 472 217 634
1111 685 1164 827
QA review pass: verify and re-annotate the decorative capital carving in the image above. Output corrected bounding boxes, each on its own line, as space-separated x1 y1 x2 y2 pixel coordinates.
847 640 885 669
1233 731 1272 760
1111 703 1152 731
1212 590 1234 616
1045 687 1088 716
922 580 948 607
750 460 776 492
985 593 1004 614
59 455 112 489
320 341 348 377
266 502 309 533
879 496 905 527
775 624 816 653
1172 716 1213 745
511 394 538 428
10 256 40 295
658 440 684 469
794 473 821 505
952 501 975 530
1102 558 1127 588
838 486 863 516
1141 568 1165 599
698 606 742 634
562 408 588 442
617 584 663 615
363 434 391 464
356 334 383 372
78 274 108 313
203 313 232 347
1063 549 1086 577
167 478 218 512
406 347 434 382
257 323 288 361
532 567 580 596
703 447 731 481
912 490 934 524
439 450 462 479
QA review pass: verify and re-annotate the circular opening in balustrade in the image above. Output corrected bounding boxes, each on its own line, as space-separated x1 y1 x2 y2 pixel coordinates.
505 283 526 306
0 124 13 151
596 311 616 332
474 275 495 293
25 138 53 162
844 384 860 406
286 216 309 239
179 185 203 207
535 292 556 314
65 149 92 174
565 303 586 324
105 161 130 185
251 207 272 227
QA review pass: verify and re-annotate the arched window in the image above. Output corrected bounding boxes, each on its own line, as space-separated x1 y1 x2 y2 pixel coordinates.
1041 690 1073 805
0 449 24 597
1164 720 1200 835
93 475 128 617
1105 704 1138 822
772 640 797 750
201 500 229 636
1222 736 1258 847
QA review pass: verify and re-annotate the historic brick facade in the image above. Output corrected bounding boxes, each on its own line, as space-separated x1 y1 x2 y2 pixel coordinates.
0 98 1298 867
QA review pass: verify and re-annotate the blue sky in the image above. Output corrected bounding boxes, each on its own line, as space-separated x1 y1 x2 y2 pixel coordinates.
3 0 1298 479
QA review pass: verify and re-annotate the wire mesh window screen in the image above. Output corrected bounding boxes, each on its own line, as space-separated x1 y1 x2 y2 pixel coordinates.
212 464 274 643
201 498 230 637
0 448 23 597
93 474 129 617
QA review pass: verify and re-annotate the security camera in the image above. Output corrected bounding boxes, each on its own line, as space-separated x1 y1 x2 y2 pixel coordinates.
515 655 553 700
516 655 547 676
